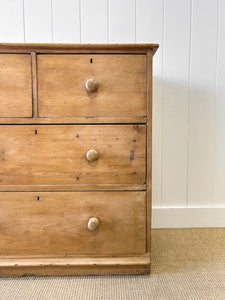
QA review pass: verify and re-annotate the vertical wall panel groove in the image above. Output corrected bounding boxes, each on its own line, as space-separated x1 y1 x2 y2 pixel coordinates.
109 0 135 43
161 0 166 208
161 0 191 207
212 0 220 206
136 0 164 208
107 0 109 43
22 0 26 42
134 0 137 43
79 0 81 43
214 0 225 205
51 0 53 42
52 0 80 43
80 0 107 43
186 0 193 207
24 0 52 42
188 0 218 206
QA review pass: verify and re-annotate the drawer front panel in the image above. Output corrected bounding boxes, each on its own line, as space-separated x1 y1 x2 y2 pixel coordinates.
0 191 146 256
0 54 32 118
0 125 146 185
37 54 147 118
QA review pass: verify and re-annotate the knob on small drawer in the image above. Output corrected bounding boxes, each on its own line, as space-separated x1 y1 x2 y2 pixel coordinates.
88 217 101 231
86 149 99 162
85 79 99 92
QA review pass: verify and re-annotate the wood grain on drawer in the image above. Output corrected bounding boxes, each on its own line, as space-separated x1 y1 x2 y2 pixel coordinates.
37 55 147 118
0 54 32 117
0 125 146 185
0 191 146 256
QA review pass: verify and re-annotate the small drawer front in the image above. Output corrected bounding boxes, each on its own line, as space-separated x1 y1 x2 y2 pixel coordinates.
0 191 146 256
0 125 146 185
0 54 32 118
37 54 147 118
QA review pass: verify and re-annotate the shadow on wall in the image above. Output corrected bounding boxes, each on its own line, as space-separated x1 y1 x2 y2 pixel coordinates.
151 76 217 207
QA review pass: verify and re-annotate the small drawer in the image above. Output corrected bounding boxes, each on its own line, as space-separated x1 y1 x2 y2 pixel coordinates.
0 124 146 186
0 191 146 256
37 54 147 118
0 54 32 118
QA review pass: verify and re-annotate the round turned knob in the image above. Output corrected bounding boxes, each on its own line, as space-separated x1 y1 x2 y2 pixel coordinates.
88 217 101 231
86 149 99 162
85 79 99 92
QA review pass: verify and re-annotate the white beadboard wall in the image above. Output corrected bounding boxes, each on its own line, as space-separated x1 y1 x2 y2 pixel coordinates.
0 0 225 228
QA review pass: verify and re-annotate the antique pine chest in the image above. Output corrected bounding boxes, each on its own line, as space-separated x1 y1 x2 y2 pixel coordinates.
0 43 158 276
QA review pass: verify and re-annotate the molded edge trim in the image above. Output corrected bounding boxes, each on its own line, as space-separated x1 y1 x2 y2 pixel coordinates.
0 43 159 55
0 256 150 276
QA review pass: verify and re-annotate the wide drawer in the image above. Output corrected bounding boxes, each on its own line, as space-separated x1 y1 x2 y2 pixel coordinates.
0 125 146 185
37 54 147 118
0 54 32 118
0 191 146 257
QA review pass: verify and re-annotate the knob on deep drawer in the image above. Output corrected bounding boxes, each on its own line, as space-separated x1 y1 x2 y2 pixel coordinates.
85 78 99 92
88 217 101 231
86 149 99 162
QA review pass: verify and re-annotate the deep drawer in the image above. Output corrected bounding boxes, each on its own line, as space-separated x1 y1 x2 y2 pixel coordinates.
0 191 146 257
0 125 146 186
37 54 147 118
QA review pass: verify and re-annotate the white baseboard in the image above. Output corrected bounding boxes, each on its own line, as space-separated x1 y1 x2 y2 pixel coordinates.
152 207 225 228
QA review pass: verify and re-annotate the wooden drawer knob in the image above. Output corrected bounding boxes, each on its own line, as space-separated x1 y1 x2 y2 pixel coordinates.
86 149 99 162
85 79 99 92
88 217 101 231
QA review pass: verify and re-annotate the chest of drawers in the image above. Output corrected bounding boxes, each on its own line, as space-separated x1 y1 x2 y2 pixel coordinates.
0 43 158 276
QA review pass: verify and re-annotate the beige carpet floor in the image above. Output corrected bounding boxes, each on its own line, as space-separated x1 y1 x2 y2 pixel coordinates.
0 228 225 300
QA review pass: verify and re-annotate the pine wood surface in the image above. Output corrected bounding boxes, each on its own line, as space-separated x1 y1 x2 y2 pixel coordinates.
0 191 146 257
0 43 159 54
0 255 150 276
0 43 157 276
0 54 32 117
146 50 153 253
0 125 146 186
38 54 146 118
0 184 146 192
0 116 146 124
